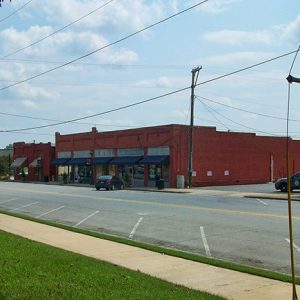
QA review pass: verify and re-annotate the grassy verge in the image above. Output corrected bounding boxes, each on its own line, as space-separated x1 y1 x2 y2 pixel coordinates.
0 209 299 285
0 230 225 300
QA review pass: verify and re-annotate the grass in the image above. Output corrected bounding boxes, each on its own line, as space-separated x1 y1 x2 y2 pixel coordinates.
0 230 225 300
0 209 299 286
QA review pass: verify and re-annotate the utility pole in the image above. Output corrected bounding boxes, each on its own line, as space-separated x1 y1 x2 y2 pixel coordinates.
188 66 202 188
286 73 299 300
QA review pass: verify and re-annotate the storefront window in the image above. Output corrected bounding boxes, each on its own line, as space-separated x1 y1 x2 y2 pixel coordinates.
148 164 169 181
76 165 92 184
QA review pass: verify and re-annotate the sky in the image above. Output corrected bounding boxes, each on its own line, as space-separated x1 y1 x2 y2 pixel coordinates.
0 0 300 148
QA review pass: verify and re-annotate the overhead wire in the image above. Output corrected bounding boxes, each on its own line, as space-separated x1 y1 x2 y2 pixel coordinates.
0 48 298 133
0 111 137 128
0 86 191 132
198 95 294 122
196 97 280 137
0 0 34 23
196 49 298 88
0 0 116 60
199 100 231 130
0 0 209 92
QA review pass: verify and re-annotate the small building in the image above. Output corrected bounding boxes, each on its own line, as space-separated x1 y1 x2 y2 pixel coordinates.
12 142 55 182
53 124 300 188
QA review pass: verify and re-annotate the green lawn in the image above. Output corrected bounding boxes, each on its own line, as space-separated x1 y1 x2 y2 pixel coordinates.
0 230 226 300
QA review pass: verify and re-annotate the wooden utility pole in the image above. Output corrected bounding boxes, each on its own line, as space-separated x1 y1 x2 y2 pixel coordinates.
286 73 299 300
188 66 202 188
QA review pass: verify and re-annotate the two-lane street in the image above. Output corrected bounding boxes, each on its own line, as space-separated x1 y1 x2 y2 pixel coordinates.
0 181 299 274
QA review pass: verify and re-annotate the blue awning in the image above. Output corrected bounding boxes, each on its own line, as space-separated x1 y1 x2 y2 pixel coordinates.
139 155 169 165
110 156 142 165
51 158 70 166
68 158 92 166
92 157 114 165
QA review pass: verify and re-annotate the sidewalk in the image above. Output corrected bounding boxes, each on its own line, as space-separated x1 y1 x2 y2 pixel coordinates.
0 213 298 300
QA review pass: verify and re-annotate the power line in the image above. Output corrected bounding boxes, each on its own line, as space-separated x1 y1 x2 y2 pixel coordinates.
0 86 190 132
0 0 33 23
200 100 230 130
0 48 297 133
0 0 208 92
197 95 290 122
0 111 137 128
196 97 280 137
0 0 115 60
0 58 191 70
196 49 298 88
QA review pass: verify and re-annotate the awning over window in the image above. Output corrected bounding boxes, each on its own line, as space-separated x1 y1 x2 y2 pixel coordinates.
51 158 70 166
110 156 142 165
139 155 169 165
29 157 42 168
92 157 114 165
68 158 92 166
10 157 27 168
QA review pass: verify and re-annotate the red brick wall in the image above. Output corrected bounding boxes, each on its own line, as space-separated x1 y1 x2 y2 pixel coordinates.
55 125 300 187
13 142 55 182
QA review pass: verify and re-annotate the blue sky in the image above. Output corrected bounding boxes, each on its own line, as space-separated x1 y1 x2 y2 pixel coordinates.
0 0 300 148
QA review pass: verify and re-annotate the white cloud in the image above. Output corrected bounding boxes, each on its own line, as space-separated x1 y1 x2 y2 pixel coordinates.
135 76 173 88
197 0 242 14
203 51 276 65
34 0 165 33
280 14 300 43
21 99 40 110
202 30 272 45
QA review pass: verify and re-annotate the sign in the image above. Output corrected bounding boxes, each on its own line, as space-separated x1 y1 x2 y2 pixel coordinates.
192 171 196 177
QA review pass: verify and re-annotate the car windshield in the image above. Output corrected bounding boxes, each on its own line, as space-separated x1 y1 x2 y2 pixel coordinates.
99 175 112 180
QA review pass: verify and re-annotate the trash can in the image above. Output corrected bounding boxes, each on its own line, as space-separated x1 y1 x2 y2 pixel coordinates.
157 179 164 190
176 175 184 189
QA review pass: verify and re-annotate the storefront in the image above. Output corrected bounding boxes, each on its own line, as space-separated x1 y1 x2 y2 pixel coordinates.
12 142 55 182
52 124 300 188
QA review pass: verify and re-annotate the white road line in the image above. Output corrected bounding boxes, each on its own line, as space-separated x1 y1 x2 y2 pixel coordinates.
74 210 99 228
10 201 39 212
129 217 143 239
256 198 268 206
200 226 211 257
0 198 18 204
36 206 65 219
285 238 300 253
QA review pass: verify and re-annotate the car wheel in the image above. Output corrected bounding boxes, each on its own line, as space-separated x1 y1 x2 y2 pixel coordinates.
96 187 100 191
280 184 287 192
106 187 109 191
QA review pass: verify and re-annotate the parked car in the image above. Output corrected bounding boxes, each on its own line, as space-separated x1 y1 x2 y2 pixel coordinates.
95 175 125 191
275 172 300 192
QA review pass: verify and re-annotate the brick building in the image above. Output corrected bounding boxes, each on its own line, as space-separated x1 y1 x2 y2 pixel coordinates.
11 142 55 182
53 124 300 188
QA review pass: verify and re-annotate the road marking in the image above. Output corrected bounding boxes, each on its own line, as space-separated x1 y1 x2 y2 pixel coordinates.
137 212 149 216
10 201 39 212
36 205 65 218
74 210 99 227
0 198 17 204
256 198 268 206
129 217 143 239
285 238 300 253
200 226 211 257
1 186 299 220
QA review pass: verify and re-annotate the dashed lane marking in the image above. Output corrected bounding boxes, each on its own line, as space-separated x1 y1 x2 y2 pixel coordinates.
1 186 299 220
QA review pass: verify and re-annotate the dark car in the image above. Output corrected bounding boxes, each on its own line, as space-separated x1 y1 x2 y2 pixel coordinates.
95 175 125 191
275 172 300 192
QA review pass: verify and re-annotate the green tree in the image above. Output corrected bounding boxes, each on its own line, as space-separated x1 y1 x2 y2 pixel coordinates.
5 144 13 150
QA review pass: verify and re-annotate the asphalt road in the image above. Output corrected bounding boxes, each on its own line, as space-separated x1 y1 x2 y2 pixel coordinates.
0 181 299 274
